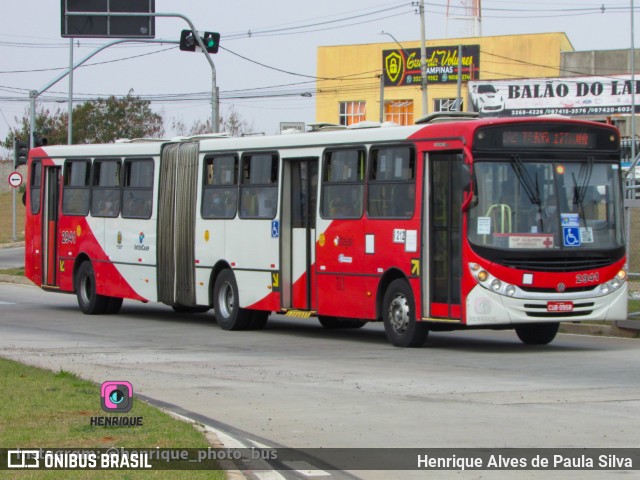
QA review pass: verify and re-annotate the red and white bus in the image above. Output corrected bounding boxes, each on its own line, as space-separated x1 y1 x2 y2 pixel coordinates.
23 115 627 347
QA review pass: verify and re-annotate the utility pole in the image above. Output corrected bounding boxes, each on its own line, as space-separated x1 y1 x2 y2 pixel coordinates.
68 38 74 145
419 0 428 116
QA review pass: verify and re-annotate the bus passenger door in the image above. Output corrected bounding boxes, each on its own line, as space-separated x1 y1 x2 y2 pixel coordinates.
426 152 463 319
42 167 61 287
281 158 318 311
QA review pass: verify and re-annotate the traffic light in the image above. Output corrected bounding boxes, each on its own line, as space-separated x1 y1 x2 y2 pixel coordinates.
179 29 220 54
13 139 28 169
202 32 220 54
33 134 47 147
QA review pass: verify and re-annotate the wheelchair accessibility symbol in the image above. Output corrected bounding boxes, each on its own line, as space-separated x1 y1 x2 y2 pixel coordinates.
563 226 581 247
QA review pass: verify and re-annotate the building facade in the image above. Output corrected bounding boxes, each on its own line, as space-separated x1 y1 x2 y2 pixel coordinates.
316 32 575 126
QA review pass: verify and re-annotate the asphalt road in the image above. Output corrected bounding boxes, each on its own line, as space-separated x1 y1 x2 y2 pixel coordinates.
0 245 24 269
1 281 639 479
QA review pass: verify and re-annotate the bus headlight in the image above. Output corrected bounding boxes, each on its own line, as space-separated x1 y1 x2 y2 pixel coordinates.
469 263 518 298
601 269 627 294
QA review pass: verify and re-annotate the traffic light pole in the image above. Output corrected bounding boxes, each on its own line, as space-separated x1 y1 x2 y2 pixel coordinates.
29 11 219 151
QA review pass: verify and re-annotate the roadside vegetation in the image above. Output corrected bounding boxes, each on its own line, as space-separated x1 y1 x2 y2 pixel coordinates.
0 189 25 244
0 357 226 479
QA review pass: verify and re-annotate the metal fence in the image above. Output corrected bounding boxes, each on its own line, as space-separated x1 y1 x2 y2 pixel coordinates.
623 138 640 298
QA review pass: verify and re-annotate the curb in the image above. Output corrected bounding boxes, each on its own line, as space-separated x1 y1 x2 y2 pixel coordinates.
559 321 638 338
0 274 34 286
0 241 24 250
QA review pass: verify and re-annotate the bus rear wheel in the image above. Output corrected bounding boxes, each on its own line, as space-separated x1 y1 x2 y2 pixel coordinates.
382 279 428 347
515 322 560 345
213 269 252 330
75 261 110 315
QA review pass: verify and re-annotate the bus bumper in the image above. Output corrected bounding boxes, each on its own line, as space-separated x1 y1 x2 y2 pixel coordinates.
465 282 628 326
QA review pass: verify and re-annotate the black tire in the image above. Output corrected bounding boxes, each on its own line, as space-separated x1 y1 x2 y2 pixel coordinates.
106 297 123 314
515 322 560 345
318 316 367 329
75 261 110 314
247 311 269 330
382 279 428 347
213 269 252 330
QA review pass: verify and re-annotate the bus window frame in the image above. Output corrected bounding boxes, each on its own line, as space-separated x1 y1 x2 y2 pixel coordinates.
30 160 42 215
239 151 279 220
320 146 366 220
202 153 239 219
91 157 122 218
121 157 154 220
367 144 416 219
61 158 92 217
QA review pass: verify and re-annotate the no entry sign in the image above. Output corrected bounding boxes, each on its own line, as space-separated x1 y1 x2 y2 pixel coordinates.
8 171 23 188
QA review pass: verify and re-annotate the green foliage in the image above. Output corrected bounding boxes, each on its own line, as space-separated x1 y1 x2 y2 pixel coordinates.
1 89 165 148
1 106 68 149
72 89 165 143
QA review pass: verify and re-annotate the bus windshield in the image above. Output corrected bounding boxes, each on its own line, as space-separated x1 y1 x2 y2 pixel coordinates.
468 159 624 251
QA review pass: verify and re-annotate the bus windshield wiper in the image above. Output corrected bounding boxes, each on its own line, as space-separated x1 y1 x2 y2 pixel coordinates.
510 154 541 206
572 156 594 226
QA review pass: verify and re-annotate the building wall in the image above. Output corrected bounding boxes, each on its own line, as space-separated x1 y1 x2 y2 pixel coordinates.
561 49 640 137
316 32 574 124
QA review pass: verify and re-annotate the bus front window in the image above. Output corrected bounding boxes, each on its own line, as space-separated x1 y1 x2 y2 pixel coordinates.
468 160 624 251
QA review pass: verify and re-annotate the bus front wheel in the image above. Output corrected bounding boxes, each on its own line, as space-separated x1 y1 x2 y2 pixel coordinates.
213 269 252 330
75 261 110 315
515 322 560 345
382 279 428 347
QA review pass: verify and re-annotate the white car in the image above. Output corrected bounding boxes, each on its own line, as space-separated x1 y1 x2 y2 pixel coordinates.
472 84 505 113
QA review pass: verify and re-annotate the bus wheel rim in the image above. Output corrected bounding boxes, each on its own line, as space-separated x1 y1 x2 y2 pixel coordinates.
218 281 234 318
80 274 92 305
388 294 409 334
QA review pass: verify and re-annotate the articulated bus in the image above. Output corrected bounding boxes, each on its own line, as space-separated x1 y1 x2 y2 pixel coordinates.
24 115 627 347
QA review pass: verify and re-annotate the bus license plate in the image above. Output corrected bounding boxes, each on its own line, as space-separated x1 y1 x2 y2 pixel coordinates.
547 301 573 312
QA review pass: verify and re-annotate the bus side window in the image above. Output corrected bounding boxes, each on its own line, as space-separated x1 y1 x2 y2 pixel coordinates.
321 148 365 219
91 159 121 218
202 154 238 219
30 161 42 214
367 146 415 218
62 159 91 216
239 153 278 219
122 158 154 219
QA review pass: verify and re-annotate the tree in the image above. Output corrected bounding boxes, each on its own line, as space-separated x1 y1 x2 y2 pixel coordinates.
72 89 164 143
1 89 164 150
170 105 254 137
221 106 254 137
1 106 68 151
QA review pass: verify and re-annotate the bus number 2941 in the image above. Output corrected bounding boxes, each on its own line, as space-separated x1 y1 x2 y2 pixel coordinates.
575 273 599 284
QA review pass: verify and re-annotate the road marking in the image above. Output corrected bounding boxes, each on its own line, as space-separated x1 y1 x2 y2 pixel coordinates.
171 413 331 478
0 301 15 305
282 462 331 476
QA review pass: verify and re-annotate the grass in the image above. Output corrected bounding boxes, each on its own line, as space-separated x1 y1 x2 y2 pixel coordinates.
0 357 226 479
0 266 24 276
0 190 25 244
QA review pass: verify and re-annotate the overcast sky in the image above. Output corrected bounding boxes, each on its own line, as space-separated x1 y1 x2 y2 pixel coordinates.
0 0 637 149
